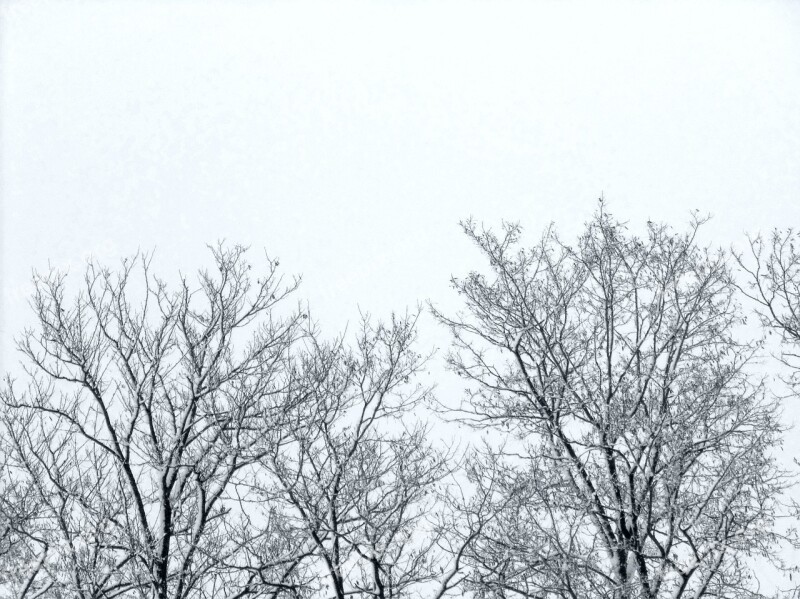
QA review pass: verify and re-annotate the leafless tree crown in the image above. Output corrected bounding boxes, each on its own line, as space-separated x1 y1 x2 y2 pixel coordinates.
433 209 797 599
2 212 799 599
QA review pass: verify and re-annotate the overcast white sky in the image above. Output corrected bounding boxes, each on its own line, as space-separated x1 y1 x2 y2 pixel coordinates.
1 0 799 389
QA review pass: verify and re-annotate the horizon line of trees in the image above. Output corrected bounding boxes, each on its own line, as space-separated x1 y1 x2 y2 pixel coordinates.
2 206 800 599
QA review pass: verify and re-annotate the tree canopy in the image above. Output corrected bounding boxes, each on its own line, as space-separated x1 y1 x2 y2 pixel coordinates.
1 210 799 599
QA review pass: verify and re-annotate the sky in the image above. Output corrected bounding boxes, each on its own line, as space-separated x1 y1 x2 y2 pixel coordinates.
1 0 800 587
1 0 799 391
2 0 800 356
0 0 800 382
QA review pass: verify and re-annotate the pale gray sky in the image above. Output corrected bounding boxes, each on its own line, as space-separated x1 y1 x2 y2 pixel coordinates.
1 0 799 377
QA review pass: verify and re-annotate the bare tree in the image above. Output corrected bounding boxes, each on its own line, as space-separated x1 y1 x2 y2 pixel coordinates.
434 208 793 599
0 418 53 599
260 313 472 599
1 246 310 599
735 229 800 388
0 404 132 599
0 248 479 599
734 229 800 593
